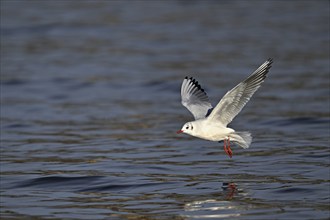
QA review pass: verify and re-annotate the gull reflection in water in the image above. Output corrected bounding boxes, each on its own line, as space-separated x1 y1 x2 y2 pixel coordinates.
222 182 237 200
183 182 242 219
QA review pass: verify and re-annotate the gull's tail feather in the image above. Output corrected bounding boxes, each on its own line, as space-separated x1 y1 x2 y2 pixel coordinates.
230 132 252 149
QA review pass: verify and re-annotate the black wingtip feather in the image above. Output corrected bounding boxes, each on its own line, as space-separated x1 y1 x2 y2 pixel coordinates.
267 58 273 67
265 58 273 73
184 76 207 93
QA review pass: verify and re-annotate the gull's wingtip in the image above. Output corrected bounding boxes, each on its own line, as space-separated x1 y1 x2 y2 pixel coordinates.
267 58 273 64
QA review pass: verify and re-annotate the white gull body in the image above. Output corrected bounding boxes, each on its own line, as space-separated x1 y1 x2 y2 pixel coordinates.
177 59 273 158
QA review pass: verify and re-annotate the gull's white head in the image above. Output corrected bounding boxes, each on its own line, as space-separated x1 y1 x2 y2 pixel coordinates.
176 122 195 135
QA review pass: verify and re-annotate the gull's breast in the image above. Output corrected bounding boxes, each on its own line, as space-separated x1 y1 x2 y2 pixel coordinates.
193 121 235 142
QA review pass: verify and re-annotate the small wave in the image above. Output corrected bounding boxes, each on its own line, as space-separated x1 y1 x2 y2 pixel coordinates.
14 175 171 194
15 176 103 188
275 186 316 194
262 117 329 126
79 182 166 193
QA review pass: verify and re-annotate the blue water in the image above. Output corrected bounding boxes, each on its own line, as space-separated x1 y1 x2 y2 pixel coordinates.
1 1 329 219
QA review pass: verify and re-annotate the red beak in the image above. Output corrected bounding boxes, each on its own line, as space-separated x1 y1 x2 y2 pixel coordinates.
176 130 183 134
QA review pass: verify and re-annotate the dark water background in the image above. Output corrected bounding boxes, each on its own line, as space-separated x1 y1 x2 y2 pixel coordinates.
1 1 329 219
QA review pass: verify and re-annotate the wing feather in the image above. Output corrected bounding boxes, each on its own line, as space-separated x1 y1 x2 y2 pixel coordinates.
207 59 273 126
181 77 213 120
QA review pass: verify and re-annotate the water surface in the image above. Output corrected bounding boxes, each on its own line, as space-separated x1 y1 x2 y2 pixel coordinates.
1 1 329 219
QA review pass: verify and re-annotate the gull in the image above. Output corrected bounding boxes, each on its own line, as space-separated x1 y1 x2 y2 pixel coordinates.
176 59 273 158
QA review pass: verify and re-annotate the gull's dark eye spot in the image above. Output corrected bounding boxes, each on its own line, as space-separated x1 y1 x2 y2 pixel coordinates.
191 126 193 130
186 126 189 129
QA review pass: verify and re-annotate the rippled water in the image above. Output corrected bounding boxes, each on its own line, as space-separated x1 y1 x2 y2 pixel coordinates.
1 1 329 219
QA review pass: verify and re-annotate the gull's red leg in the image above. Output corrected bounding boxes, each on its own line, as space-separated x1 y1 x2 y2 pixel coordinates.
223 138 232 158
227 137 233 158
223 139 227 155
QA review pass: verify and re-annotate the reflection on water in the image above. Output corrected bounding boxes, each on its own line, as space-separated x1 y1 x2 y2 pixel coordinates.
184 183 240 219
1 1 329 219
185 200 241 219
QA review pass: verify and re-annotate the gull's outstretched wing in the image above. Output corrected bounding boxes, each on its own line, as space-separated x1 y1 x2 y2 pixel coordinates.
207 58 273 126
181 77 213 120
